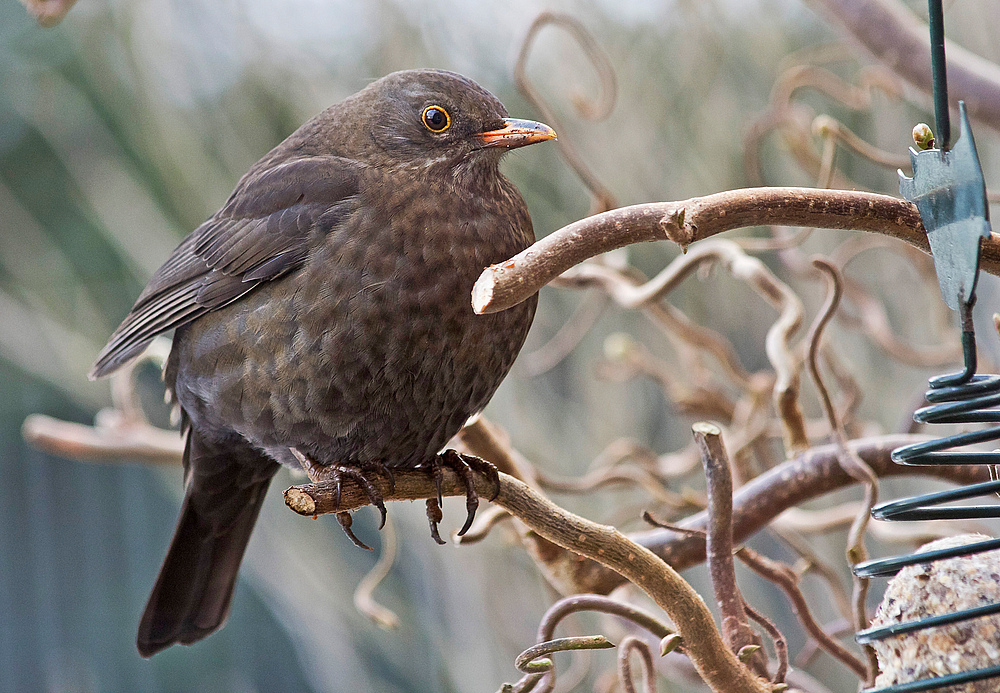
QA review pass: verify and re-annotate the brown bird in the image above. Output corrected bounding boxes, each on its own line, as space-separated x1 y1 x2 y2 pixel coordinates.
90 69 554 657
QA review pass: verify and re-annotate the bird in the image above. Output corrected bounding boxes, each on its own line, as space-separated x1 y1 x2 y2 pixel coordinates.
89 69 555 658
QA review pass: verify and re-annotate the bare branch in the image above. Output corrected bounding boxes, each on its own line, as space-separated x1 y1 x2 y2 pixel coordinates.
566 434 990 595
286 472 772 693
21 413 183 465
472 188 953 316
806 0 1000 133
694 423 760 669
736 546 867 680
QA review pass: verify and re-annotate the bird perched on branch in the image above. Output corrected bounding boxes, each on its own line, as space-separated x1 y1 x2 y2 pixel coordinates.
90 69 554 657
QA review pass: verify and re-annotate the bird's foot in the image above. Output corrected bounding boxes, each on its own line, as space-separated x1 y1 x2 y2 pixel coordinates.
291 448 393 548
335 511 372 551
423 450 500 543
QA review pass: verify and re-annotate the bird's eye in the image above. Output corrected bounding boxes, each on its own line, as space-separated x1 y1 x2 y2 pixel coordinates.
422 105 451 133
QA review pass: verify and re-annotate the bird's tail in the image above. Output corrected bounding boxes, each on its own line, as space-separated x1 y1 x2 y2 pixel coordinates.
137 429 278 658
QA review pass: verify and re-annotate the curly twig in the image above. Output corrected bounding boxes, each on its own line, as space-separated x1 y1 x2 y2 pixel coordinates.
353 514 400 630
559 239 808 453
736 546 867 680
617 636 657 693
515 11 618 214
803 258 878 683
508 594 676 693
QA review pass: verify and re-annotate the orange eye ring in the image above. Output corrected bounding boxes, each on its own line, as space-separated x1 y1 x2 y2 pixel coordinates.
421 105 451 133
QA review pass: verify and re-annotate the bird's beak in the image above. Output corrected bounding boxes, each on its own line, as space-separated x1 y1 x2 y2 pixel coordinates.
477 118 556 150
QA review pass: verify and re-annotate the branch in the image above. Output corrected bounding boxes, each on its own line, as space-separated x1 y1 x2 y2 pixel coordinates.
472 188 959 315
695 423 760 667
736 546 868 680
285 472 772 693
18 0 78 27
21 413 183 464
564 434 990 595
806 0 1000 134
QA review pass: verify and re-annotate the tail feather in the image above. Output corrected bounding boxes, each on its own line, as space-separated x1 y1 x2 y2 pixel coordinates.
137 429 278 657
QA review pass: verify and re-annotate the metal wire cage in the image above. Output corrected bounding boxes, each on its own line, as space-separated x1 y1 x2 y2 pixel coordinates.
853 320 1000 692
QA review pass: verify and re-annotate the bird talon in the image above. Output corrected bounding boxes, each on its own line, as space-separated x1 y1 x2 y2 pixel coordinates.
458 493 478 537
293 450 388 535
459 452 501 501
383 463 397 493
426 498 446 545
337 511 374 551
427 458 444 507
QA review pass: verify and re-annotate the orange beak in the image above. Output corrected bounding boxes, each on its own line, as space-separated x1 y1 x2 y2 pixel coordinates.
477 118 556 150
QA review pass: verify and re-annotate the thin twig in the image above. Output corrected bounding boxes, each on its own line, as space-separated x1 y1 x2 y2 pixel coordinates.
515 12 618 214
769 525 854 622
812 115 911 170
617 636 657 693
803 258 878 683
523 291 609 376
534 465 688 509
514 636 616 674
353 514 400 630
736 546 867 680
740 598 789 684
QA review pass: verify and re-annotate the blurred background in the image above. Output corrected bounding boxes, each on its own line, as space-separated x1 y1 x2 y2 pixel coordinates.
3 0 1000 691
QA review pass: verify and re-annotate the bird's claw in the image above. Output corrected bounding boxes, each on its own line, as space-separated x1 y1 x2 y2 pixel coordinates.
291 448 390 540
337 512 373 551
423 450 499 541
426 498 446 545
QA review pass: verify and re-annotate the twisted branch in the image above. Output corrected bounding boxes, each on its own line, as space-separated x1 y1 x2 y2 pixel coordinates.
472 188 963 316
286 472 772 693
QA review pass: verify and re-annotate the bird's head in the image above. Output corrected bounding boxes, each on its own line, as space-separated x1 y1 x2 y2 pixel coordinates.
327 69 556 171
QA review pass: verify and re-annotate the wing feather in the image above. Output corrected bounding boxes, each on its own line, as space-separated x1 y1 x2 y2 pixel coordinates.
90 155 360 379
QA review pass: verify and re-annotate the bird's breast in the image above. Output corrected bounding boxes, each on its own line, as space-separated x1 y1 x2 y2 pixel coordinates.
173 171 537 466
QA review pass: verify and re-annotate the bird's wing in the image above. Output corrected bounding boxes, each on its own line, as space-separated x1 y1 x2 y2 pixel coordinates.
90 156 360 379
